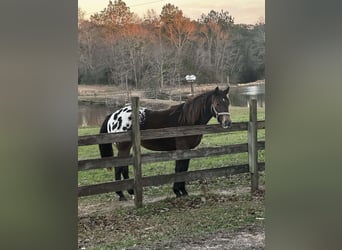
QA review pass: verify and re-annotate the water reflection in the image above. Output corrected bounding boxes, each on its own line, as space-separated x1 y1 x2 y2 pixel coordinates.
78 104 114 127
230 84 265 107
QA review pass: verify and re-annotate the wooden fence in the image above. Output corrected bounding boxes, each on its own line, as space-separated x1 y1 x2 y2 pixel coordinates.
78 98 265 208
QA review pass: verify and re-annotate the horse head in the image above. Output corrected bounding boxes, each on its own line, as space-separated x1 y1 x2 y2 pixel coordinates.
211 86 232 129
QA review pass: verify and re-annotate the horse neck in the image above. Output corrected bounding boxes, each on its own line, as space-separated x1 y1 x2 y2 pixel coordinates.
199 97 214 124
182 94 214 125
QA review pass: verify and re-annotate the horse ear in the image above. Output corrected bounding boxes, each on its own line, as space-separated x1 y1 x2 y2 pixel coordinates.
224 86 230 95
214 86 219 94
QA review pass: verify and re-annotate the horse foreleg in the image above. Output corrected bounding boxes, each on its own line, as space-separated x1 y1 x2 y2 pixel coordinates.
173 159 190 197
117 143 133 196
114 167 127 201
122 166 134 195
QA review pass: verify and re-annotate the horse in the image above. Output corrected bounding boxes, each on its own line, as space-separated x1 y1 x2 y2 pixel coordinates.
99 86 231 201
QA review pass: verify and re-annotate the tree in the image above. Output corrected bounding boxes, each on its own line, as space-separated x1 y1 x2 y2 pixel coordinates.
249 22 265 80
78 7 86 27
90 0 134 32
142 9 160 26
78 3 265 86
86 1 147 86
160 4 195 53
160 3 182 25
226 23 265 83
197 10 234 82
160 4 196 85
78 20 100 83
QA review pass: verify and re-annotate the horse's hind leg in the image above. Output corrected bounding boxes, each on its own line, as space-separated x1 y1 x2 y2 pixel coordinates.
173 159 190 197
98 136 125 199
99 115 114 171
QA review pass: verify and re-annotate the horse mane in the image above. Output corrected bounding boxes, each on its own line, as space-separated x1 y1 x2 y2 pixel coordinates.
176 90 214 125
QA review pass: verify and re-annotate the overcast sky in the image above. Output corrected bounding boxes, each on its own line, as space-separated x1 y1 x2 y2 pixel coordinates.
78 0 264 24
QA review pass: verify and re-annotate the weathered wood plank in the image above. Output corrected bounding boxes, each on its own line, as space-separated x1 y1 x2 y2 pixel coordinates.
78 121 265 146
78 156 133 171
78 179 134 197
141 143 248 163
248 99 259 193
78 141 268 171
78 131 132 146
257 140 265 149
78 162 265 197
131 97 143 208
141 164 250 187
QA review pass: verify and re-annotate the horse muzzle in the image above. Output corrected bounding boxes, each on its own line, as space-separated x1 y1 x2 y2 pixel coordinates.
223 119 231 128
212 105 231 129
217 114 231 129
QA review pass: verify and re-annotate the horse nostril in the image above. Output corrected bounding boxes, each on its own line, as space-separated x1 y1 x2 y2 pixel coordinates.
221 120 231 128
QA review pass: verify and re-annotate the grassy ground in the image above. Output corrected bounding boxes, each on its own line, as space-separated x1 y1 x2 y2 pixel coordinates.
78 106 265 249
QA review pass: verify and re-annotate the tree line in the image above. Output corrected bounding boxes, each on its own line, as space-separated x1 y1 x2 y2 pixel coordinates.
78 0 265 89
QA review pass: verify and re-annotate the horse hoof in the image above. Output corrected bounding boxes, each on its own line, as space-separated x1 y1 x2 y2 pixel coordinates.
119 196 127 201
181 190 188 196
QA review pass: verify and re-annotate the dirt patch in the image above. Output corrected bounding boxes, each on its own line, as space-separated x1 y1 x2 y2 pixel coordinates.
127 226 265 250
78 186 265 249
78 186 255 217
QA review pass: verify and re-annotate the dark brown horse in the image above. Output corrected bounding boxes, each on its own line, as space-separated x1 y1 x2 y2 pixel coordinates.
99 86 231 200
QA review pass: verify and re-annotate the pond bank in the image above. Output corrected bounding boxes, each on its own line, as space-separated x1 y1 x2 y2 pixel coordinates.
78 80 265 108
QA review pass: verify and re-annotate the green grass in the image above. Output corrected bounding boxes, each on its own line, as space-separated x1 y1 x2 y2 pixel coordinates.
78 106 265 249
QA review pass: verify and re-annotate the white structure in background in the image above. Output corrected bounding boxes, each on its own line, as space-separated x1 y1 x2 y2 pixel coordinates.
185 74 196 95
185 75 196 81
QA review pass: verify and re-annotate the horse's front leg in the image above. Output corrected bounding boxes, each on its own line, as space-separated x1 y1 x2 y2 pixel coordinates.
117 142 134 197
114 167 127 201
121 166 134 195
173 159 190 197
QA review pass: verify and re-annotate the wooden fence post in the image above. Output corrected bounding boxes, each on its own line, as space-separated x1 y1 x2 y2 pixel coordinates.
248 99 259 194
131 96 143 208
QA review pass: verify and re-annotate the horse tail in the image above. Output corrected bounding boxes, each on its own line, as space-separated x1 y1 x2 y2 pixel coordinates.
99 114 113 171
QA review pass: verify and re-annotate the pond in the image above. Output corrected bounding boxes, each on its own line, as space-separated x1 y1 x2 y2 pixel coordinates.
78 103 114 128
229 84 265 108
78 84 265 127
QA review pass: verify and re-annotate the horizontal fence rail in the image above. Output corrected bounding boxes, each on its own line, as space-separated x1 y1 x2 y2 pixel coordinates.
79 162 265 197
78 97 265 208
78 121 265 146
78 141 265 171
